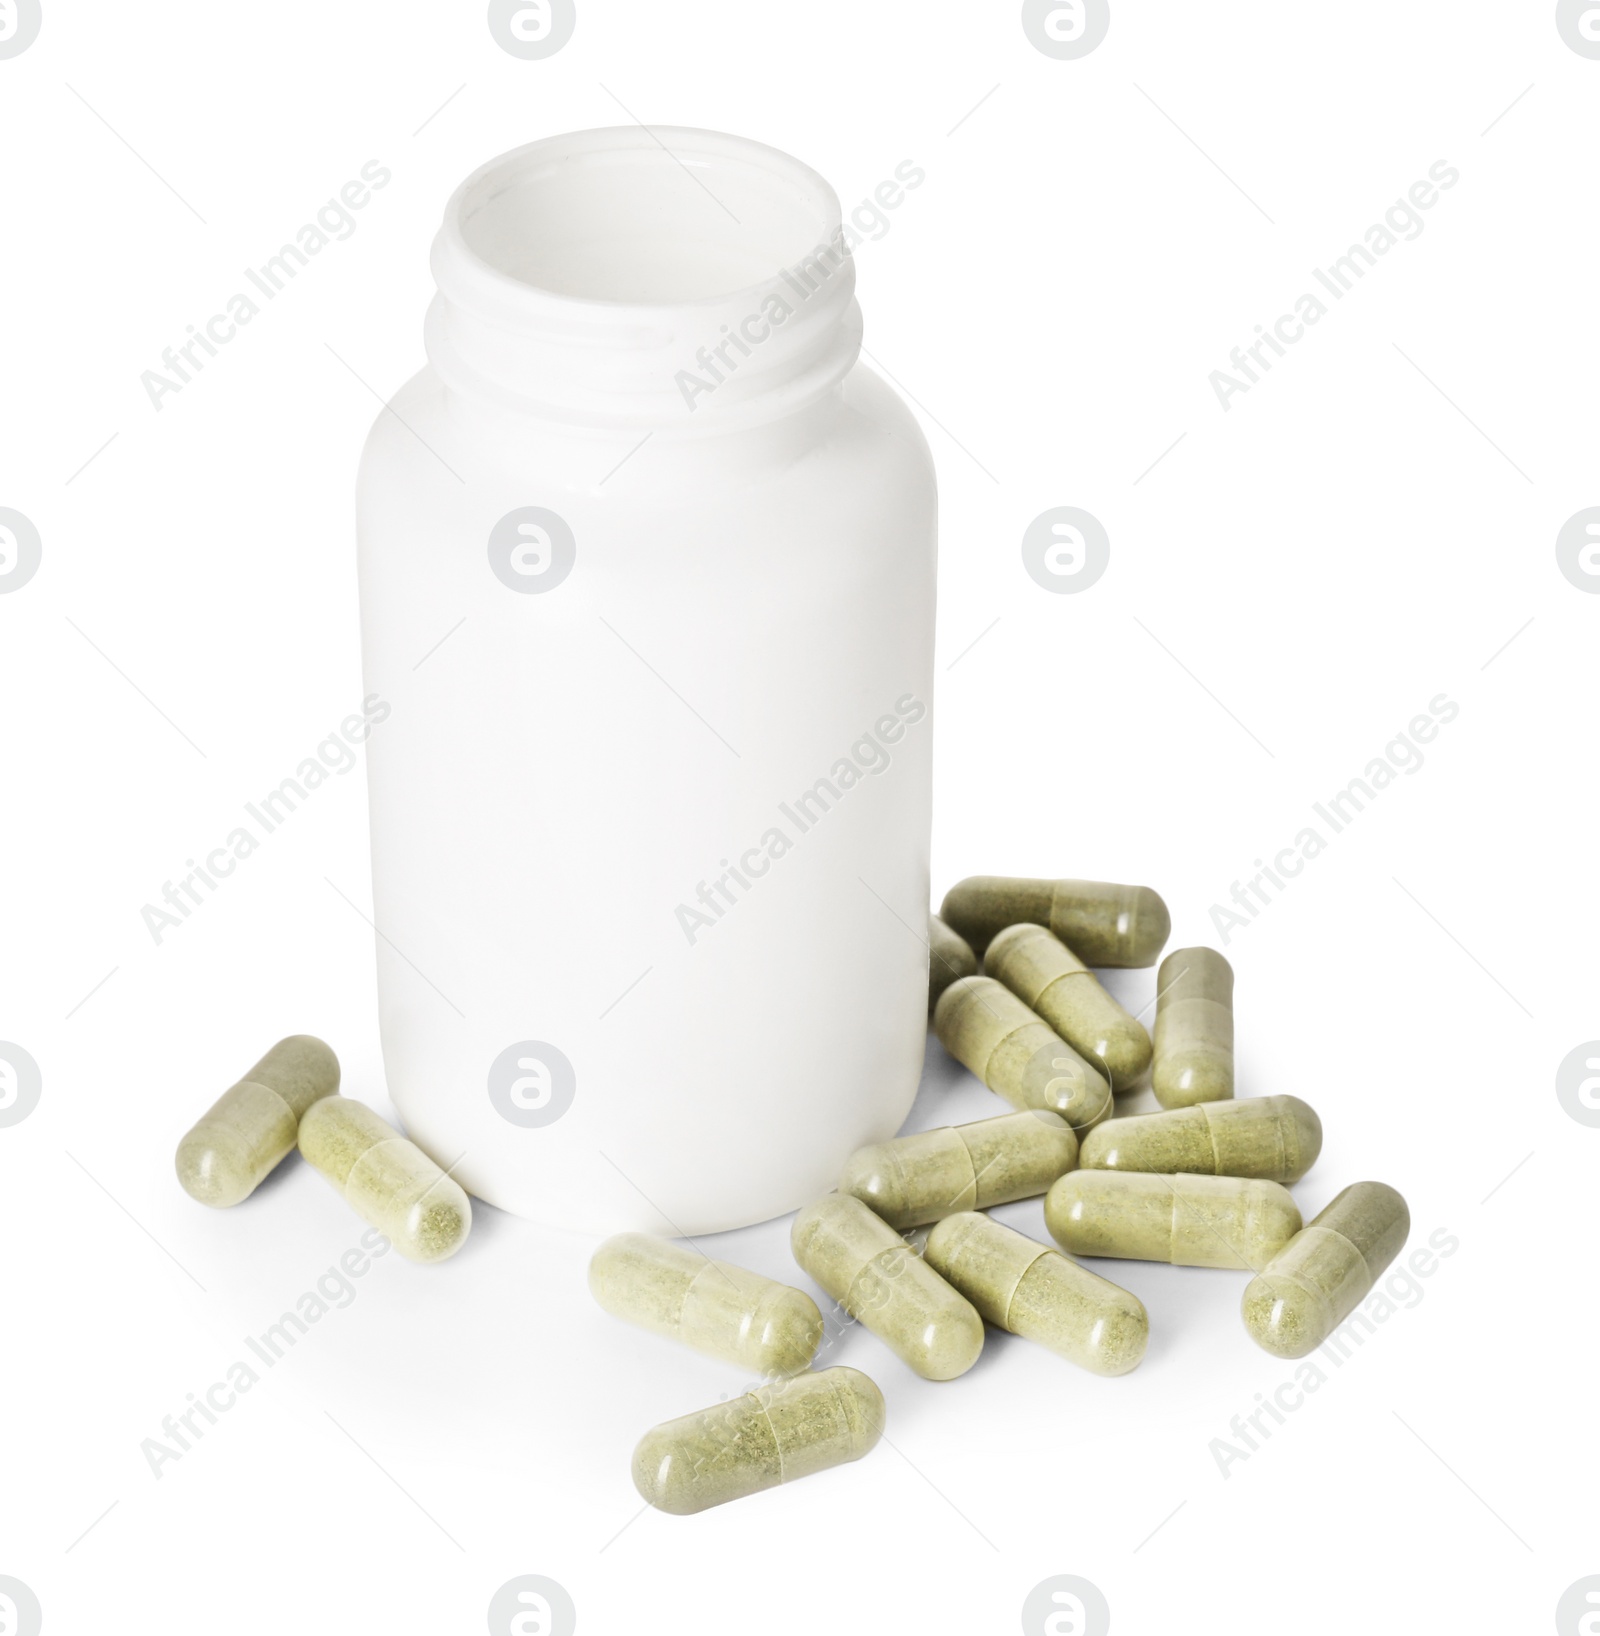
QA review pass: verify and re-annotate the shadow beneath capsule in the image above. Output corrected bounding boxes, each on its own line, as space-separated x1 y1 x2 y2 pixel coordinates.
446 1188 519 1258
901 1029 1006 1135
1094 964 1157 1024
1108 1079 1159 1117
1084 1256 1249 1368
960 1324 1025 1381
921 1026 967 1083
239 1149 311 1202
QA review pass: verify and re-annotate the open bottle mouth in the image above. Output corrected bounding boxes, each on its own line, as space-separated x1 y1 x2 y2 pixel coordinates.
452 126 842 307
427 128 863 430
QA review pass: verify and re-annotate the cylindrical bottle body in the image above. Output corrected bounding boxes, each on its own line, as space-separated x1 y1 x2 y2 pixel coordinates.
357 370 935 1232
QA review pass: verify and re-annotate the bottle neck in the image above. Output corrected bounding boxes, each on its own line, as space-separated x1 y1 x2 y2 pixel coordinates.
425 128 863 436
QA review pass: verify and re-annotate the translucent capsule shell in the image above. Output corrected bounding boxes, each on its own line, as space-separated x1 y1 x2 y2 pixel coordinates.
933 976 1112 1135
1080 1095 1322 1184
299 1096 472 1263
928 913 978 1014
840 1110 1078 1229
1152 946 1234 1108
791 1193 984 1381
985 922 1153 1089
175 1035 340 1207
589 1234 823 1377
632 1366 885 1515
1046 1171 1301 1270
924 1212 1148 1376
939 876 1170 966
1242 1182 1410 1358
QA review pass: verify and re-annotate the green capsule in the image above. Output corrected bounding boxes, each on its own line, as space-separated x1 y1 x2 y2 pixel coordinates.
1153 947 1234 1108
1242 1182 1410 1358
791 1193 984 1381
175 1035 340 1207
985 922 1152 1089
299 1096 471 1264
839 1110 1078 1230
589 1233 823 1377
939 875 1170 965
633 1365 885 1515
924 1212 1147 1376
1046 1171 1301 1270
1080 1095 1322 1184
933 976 1112 1135
928 913 978 1014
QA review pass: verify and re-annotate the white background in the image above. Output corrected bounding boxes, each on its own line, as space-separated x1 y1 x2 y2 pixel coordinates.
2 2 1596 1632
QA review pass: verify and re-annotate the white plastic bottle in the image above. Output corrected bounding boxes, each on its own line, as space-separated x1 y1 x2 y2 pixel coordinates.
356 129 937 1234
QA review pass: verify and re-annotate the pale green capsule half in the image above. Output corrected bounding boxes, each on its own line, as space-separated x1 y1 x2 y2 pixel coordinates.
1242 1182 1410 1358
985 922 1152 1089
589 1234 823 1377
175 1035 340 1207
924 1212 1147 1376
928 913 978 1015
840 1111 1078 1230
1046 1171 1301 1270
298 1096 471 1264
939 876 1170 966
633 1365 885 1515
790 1193 984 1381
1153 946 1234 1108
933 976 1112 1135
1079 1095 1322 1184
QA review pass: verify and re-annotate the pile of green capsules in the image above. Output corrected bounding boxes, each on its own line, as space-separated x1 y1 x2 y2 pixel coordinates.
169 875 1409 1519
600 875 1410 1516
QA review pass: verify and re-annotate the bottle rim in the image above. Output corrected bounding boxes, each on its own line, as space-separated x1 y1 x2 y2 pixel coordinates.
427 127 863 431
